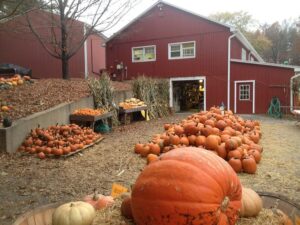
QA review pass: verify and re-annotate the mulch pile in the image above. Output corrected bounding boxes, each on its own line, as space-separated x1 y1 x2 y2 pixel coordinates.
0 78 132 123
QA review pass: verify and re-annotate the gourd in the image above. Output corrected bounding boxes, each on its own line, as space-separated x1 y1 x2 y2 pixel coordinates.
84 191 114 210
131 147 242 225
240 187 262 217
52 201 95 225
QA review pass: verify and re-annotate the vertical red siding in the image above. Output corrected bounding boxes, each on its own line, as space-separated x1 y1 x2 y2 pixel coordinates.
231 62 294 113
87 34 106 76
0 10 104 79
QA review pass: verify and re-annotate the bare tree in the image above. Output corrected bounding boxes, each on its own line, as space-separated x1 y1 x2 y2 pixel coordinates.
25 0 136 79
0 0 25 20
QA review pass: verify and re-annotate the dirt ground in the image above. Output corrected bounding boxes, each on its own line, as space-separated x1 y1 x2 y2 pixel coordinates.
0 114 299 225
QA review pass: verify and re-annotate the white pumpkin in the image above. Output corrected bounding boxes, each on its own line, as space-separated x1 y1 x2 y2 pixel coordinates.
52 201 95 225
240 187 263 217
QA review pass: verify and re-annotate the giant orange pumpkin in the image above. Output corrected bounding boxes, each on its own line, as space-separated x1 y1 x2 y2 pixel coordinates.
131 147 242 225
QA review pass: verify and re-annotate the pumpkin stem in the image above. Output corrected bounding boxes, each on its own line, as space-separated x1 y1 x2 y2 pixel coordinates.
70 203 74 207
93 188 98 200
220 196 230 212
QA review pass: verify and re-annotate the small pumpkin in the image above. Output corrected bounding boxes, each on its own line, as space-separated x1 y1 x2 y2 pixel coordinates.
228 158 242 173
134 143 144 154
147 154 159 164
84 191 114 210
205 135 220 151
149 143 161 155
242 157 257 174
121 197 133 219
195 135 206 147
240 187 262 217
52 201 95 225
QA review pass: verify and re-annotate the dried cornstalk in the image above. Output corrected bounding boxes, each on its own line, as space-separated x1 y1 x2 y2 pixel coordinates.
88 73 119 126
133 76 170 119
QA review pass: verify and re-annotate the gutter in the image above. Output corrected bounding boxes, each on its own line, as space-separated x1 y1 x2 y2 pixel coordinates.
84 25 88 78
227 32 237 110
290 73 300 112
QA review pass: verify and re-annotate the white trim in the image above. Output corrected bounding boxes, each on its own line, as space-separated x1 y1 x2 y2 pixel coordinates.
83 25 88 78
234 80 255 114
231 59 298 69
235 31 264 63
131 45 156 63
228 33 237 111
290 74 300 112
169 76 206 111
168 41 196 60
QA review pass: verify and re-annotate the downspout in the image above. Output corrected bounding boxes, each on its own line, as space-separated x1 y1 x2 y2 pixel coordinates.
290 73 300 112
83 25 88 79
227 32 237 110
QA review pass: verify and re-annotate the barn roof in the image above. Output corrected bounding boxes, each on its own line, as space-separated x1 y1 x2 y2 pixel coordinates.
231 59 299 71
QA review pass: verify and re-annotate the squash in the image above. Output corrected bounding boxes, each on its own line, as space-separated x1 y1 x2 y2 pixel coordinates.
147 154 159 164
84 191 114 210
52 201 95 225
242 157 257 174
131 147 242 225
121 197 133 219
240 187 262 217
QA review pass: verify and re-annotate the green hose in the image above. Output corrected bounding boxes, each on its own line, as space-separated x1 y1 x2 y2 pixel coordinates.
267 97 282 118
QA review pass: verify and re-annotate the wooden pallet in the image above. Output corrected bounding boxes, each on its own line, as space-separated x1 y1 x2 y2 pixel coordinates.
20 137 104 159
61 136 104 158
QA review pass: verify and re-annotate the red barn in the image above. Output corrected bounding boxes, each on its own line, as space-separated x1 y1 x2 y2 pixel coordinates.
0 10 106 79
106 1 297 114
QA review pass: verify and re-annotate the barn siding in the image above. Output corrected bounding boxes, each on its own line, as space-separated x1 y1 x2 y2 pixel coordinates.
87 34 106 76
231 62 294 113
106 3 232 108
107 2 295 114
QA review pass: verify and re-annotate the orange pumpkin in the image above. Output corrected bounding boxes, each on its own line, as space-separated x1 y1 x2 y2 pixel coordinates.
147 154 159 165
242 157 257 174
205 135 220 151
131 147 242 225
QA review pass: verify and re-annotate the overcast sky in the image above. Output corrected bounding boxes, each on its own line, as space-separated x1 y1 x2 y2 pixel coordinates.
103 0 300 36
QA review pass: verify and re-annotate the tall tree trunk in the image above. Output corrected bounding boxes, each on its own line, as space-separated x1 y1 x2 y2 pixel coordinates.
59 0 69 79
62 54 69 79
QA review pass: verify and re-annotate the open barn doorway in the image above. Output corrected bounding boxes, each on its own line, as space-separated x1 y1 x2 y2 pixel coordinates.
170 77 206 113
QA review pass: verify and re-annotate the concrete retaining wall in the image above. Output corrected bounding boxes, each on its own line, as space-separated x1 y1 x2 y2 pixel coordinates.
0 90 133 153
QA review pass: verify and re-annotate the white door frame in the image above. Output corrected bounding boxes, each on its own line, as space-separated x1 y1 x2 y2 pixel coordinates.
234 80 255 114
169 76 206 111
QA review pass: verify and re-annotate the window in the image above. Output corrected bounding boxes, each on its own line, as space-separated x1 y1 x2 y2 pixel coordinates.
241 48 247 61
132 45 156 62
239 85 250 100
168 41 195 59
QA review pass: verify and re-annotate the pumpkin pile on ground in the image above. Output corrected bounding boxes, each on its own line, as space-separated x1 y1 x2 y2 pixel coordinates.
0 74 31 90
134 107 262 174
18 124 102 158
123 147 242 225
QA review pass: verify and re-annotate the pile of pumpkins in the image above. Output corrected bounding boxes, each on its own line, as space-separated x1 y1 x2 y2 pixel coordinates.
134 107 263 174
0 74 31 90
72 108 107 116
18 124 101 158
119 98 146 110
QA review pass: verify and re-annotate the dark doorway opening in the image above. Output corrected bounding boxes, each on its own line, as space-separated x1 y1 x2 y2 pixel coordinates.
172 79 205 112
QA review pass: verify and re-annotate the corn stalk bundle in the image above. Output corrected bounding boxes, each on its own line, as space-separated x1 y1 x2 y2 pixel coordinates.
88 73 119 126
133 76 170 119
